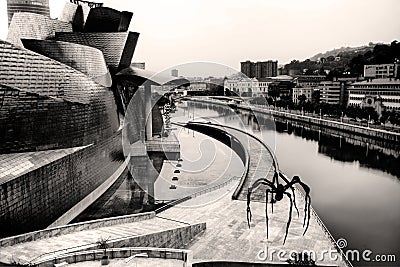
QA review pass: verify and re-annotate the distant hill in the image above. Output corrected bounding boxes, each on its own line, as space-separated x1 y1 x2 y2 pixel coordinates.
284 40 400 78
310 43 377 61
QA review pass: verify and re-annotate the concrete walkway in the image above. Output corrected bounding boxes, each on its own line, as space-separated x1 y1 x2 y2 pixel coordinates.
0 216 187 264
158 125 348 267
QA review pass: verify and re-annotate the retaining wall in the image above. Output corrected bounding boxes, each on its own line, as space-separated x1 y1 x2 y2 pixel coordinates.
0 212 155 247
0 131 126 238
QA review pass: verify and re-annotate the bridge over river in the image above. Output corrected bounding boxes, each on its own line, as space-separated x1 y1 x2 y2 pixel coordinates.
0 123 350 267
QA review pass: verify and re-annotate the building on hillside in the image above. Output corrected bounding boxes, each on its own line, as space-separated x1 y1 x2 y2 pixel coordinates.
348 78 400 111
258 78 271 96
364 64 400 79
292 75 326 104
292 87 314 104
268 80 295 101
240 60 278 79
319 81 341 105
295 75 326 87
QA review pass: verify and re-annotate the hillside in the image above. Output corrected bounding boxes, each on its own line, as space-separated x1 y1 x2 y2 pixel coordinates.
310 43 376 61
284 40 400 78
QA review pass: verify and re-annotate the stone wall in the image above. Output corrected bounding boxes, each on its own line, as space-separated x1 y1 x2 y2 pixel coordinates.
36 247 192 267
0 212 155 247
0 131 126 238
107 223 206 250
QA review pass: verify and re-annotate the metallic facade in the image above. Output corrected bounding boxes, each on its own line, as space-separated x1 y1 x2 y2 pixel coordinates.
7 0 50 26
0 1 144 236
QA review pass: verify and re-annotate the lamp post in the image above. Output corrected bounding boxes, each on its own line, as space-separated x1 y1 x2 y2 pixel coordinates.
320 108 322 119
368 115 370 128
341 111 344 123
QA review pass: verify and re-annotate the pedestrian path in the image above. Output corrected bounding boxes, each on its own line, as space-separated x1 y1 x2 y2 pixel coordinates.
0 216 187 264
157 123 349 267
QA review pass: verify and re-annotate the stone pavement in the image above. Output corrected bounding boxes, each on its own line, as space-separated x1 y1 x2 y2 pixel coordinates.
159 183 347 267
157 125 348 267
0 216 187 264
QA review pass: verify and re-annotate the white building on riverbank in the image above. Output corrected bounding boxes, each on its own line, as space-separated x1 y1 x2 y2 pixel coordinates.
224 77 262 97
348 78 400 110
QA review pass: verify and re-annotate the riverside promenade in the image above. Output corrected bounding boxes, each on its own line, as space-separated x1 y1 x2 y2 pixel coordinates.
0 123 350 267
185 96 400 143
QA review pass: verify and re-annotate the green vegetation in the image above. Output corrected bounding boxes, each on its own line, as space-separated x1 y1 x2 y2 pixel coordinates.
284 40 400 79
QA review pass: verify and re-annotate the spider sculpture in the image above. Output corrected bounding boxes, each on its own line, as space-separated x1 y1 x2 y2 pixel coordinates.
246 172 311 245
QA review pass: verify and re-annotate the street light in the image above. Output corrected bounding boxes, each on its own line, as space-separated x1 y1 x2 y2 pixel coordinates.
341 111 344 123
320 108 322 119
368 115 371 128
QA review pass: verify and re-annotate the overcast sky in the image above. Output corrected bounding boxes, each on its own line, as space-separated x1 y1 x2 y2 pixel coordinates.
0 0 399 72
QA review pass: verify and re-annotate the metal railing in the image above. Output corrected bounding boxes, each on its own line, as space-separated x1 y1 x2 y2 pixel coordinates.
251 104 400 134
155 175 241 214
190 175 240 199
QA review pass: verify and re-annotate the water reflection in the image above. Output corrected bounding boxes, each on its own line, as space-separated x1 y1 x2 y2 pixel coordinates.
187 101 400 179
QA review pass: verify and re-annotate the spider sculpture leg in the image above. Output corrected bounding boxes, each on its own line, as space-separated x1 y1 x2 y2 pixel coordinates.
283 191 294 245
296 180 311 235
247 179 276 229
265 189 271 239
278 173 300 217
303 192 311 235
270 172 279 214
282 175 312 236
246 188 253 228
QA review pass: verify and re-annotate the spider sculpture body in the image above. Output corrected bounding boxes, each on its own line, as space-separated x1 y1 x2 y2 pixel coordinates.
246 172 311 245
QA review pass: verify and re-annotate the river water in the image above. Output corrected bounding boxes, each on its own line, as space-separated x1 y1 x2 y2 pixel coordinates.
181 100 400 267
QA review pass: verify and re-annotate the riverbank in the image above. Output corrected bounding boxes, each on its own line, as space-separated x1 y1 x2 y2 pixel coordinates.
184 97 400 144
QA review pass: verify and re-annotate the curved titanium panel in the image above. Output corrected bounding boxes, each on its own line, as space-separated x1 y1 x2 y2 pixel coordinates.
0 40 111 104
0 80 118 153
0 40 120 152
22 39 112 87
55 32 139 72
59 1 94 31
7 12 73 47
84 7 133 32
7 0 50 26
